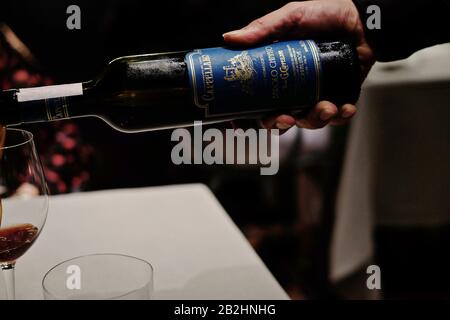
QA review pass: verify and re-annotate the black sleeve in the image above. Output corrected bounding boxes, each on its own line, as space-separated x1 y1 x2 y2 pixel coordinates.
352 0 450 62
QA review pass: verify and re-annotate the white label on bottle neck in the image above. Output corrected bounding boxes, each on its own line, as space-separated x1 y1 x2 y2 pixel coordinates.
17 83 83 102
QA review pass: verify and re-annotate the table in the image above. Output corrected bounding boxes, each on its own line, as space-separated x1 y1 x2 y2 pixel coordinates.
10 184 288 299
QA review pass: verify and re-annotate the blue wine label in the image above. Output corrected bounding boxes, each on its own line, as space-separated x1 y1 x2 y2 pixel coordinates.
185 40 322 116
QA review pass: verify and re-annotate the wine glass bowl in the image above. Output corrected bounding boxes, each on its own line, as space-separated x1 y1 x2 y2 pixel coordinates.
0 128 49 299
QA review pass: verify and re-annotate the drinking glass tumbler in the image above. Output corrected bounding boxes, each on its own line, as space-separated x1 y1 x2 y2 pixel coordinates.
42 254 153 299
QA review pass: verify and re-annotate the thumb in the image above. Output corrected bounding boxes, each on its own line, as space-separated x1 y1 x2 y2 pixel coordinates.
223 3 298 46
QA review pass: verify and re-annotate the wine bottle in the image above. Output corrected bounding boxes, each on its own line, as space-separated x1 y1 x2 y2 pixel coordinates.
0 40 361 132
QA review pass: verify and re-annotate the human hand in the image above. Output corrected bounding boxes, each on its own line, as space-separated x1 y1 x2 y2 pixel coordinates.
224 0 375 130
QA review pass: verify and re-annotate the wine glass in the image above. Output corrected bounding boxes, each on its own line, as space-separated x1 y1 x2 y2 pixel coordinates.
0 128 48 300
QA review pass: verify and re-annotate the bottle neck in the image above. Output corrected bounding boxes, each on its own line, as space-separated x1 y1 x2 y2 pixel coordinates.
11 82 90 125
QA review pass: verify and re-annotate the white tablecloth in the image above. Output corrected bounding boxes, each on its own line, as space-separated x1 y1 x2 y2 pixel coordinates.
3 184 288 300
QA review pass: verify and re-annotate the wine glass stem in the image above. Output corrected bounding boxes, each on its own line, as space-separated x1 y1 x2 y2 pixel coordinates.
1 263 16 300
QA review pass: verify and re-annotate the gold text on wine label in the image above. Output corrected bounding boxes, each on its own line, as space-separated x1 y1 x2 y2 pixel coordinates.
45 98 69 120
200 55 215 102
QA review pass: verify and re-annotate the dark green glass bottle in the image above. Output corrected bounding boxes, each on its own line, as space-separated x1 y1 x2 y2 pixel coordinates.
0 40 360 132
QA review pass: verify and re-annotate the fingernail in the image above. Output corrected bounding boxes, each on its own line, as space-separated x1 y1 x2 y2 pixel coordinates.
276 122 291 130
320 109 334 121
341 109 354 119
223 30 242 37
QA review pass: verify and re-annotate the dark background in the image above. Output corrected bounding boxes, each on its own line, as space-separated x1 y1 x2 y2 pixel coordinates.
3 0 449 299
